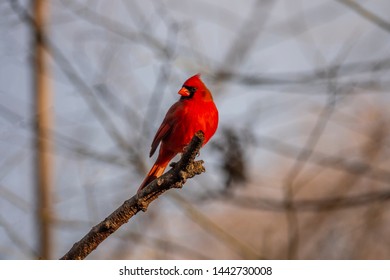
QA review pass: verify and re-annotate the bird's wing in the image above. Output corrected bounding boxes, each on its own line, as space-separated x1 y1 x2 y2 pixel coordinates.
149 121 171 157
149 102 182 157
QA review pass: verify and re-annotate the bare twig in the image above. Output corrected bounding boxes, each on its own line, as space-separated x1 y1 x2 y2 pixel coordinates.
33 0 54 260
219 189 390 212
169 192 263 260
215 58 390 87
9 0 143 167
0 214 38 258
336 0 390 33
60 131 205 260
254 134 390 184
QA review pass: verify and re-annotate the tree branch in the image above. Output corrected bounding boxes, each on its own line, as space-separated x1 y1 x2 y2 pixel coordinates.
336 0 390 33
218 189 390 212
60 131 205 260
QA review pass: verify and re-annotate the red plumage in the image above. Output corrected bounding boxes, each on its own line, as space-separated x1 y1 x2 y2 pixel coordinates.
137 74 219 192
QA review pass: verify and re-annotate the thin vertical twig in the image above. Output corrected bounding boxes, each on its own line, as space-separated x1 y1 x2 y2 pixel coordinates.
33 0 53 259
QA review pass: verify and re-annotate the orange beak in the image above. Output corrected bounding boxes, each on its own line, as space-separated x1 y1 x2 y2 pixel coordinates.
178 87 190 97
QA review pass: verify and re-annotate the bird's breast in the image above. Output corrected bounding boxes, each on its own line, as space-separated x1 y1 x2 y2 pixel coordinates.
163 101 218 153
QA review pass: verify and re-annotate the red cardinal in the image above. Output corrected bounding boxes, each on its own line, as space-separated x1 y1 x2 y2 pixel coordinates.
138 74 218 193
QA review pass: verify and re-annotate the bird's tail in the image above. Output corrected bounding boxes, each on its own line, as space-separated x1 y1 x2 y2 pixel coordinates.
137 160 169 193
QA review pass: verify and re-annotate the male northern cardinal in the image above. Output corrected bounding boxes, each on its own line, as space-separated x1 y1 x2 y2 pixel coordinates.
137 74 218 193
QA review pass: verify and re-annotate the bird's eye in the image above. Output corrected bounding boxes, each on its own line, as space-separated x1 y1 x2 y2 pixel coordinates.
185 86 197 94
